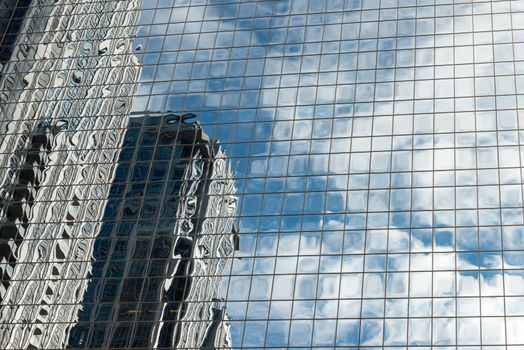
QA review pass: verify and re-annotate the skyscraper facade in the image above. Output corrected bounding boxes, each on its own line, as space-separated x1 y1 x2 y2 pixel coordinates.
1 0 524 349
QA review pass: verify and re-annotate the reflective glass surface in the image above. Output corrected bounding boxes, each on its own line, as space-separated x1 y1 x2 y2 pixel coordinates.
1 0 524 349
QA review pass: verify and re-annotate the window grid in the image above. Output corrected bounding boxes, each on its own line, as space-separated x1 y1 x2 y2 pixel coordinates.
1 0 524 349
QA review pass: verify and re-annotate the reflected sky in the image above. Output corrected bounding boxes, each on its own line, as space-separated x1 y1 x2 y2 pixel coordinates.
130 0 524 348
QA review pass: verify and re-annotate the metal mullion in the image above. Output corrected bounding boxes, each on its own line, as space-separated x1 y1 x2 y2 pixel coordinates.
260 3 295 348
234 4 277 346
490 1 510 348
297 0 327 347
331 1 351 345
381 0 403 347
350 1 370 347
471 4 485 347
273 5 315 346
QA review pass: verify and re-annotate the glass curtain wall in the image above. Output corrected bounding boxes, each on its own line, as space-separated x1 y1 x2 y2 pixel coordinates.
131 1 524 348
1 0 524 349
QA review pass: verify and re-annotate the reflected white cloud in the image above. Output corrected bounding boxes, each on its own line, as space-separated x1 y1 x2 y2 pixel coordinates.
134 1 524 347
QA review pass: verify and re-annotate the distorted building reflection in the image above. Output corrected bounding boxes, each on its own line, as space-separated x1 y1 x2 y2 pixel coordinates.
0 1 143 348
8 0 524 348
67 114 238 349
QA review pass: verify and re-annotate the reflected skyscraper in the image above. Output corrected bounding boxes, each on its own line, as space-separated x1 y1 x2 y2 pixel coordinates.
0 1 143 348
2 0 524 349
67 114 238 349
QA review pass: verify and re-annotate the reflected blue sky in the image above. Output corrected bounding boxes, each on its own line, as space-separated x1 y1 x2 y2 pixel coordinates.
130 0 524 347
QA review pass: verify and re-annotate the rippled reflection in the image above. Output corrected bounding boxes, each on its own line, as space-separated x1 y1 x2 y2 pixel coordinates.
3 0 524 348
67 114 238 349
0 1 142 348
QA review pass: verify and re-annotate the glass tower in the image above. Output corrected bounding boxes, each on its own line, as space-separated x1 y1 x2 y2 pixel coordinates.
1 0 524 349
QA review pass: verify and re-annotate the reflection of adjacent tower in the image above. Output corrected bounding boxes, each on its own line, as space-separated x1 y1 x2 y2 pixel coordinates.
0 1 142 349
67 114 238 349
